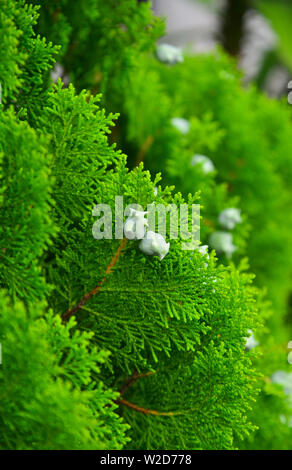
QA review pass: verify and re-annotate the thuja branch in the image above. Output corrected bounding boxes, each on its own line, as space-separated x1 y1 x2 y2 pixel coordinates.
116 398 183 416
117 372 214 417
117 369 184 417
135 135 154 166
117 392 213 418
62 238 127 322
119 370 156 396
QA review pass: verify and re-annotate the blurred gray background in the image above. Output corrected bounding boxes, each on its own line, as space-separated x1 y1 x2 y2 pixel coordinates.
153 0 290 97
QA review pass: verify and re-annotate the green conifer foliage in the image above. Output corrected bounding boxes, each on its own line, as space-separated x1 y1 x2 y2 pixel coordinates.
0 0 59 119
0 291 128 449
145 53 292 330
1 0 292 451
0 110 54 301
29 0 164 106
31 80 262 448
0 0 25 103
100 47 292 339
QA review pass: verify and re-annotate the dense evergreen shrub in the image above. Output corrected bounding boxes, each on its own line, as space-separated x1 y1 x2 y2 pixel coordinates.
1 0 292 450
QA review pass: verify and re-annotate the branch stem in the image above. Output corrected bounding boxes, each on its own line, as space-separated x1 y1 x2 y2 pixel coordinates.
135 135 154 166
119 370 155 396
62 238 127 321
116 398 181 416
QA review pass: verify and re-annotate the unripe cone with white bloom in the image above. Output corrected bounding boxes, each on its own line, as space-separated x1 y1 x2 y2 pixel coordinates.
209 231 237 258
139 231 170 261
124 208 148 240
198 245 209 257
191 154 215 174
219 208 242 230
156 43 184 65
171 117 190 135
244 329 259 350
198 245 209 267
271 371 292 399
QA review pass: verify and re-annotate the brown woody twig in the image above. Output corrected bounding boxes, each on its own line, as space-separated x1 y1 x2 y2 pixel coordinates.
62 237 127 322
